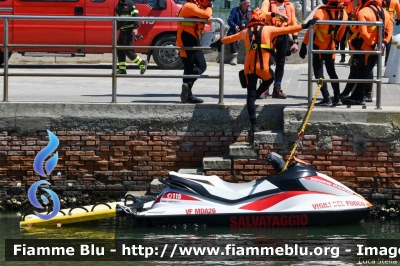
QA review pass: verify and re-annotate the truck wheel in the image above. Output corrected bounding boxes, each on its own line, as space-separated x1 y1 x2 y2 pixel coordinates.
153 35 183 70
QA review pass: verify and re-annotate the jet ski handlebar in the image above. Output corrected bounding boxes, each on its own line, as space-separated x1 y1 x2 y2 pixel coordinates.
265 152 286 172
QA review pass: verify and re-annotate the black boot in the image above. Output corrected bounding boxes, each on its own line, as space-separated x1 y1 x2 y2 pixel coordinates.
339 55 345 63
186 84 204 104
339 93 350 100
182 83 203 104
332 96 342 106
364 88 373 102
139 60 148 75
340 84 356 99
364 94 373 102
116 69 127 74
316 98 332 106
250 118 259 133
251 123 259 133
181 83 189 103
187 95 204 103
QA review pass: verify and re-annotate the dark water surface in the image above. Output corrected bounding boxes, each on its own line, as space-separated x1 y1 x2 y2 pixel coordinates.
2 212 400 266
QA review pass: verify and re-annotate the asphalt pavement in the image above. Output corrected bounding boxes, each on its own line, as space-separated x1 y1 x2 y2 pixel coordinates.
1 56 399 110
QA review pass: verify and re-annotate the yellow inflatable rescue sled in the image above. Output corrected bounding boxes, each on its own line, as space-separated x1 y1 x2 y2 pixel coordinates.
20 202 124 228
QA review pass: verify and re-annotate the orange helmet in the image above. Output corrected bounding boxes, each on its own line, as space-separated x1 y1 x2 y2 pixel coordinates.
247 8 268 27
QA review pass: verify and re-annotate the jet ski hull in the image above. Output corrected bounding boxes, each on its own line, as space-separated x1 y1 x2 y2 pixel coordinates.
127 164 373 227
131 188 372 227
134 209 370 227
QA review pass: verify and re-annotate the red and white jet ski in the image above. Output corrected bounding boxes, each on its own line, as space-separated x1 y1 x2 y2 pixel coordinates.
123 153 372 227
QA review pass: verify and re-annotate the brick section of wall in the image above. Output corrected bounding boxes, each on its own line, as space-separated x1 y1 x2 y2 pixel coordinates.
0 130 249 195
0 131 399 201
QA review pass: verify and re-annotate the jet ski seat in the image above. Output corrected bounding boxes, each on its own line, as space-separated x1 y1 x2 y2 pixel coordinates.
162 171 282 203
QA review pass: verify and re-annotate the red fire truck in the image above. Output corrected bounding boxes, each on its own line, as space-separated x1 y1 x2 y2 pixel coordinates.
0 0 214 69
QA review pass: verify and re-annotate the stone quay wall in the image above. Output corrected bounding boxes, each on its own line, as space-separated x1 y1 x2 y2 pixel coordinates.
1 103 400 209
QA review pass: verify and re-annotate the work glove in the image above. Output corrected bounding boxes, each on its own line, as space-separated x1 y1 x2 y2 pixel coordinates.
299 43 307 59
301 18 317 29
210 38 223 53
396 19 400 26
134 34 143 42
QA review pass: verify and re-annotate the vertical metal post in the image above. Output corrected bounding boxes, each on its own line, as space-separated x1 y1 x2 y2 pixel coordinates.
302 0 307 20
308 24 314 107
111 19 117 103
376 22 382 109
3 18 9 102
218 18 225 105
311 0 314 12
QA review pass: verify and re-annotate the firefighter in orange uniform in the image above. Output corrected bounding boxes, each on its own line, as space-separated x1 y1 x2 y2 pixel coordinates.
342 0 393 104
177 0 213 104
339 23 370 100
336 0 355 63
382 0 400 64
299 0 348 106
259 0 299 99
210 8 316 132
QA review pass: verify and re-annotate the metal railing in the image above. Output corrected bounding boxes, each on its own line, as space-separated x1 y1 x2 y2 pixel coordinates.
307 20 384 109
0 15 225 103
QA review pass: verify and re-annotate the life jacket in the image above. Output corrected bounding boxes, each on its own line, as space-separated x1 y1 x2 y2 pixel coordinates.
245 25 274 74
382 0 397 20
314 5 345 48
269 0 292 27
353 0 384 18
177 3 206 38
349 0 387 49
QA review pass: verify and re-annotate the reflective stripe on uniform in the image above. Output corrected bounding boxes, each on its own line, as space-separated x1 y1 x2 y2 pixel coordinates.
119 13 136 30
245 43 271 51
350 29 359 39
179 21 195 26
118 62 126 70
178 21 205 35
120 25 135 30
132 57 142 64
179 21 205 29
315 28 339 42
